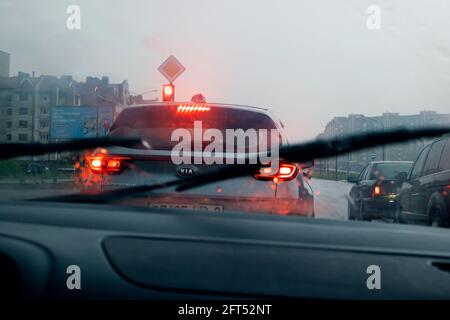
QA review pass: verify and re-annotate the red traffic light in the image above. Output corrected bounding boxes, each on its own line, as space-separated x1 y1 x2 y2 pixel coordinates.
162 83 175 102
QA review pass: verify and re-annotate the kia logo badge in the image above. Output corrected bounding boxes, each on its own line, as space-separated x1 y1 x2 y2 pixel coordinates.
177 167 197 177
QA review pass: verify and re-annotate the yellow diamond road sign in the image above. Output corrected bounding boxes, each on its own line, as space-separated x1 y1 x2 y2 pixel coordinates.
158 55 186 83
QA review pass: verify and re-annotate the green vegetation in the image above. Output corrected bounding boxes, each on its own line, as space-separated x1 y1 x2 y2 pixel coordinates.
0 159 76 183
0 159 22 177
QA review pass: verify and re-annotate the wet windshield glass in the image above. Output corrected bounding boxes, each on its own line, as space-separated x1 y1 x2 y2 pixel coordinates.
369 163 413 180
0 0 449 230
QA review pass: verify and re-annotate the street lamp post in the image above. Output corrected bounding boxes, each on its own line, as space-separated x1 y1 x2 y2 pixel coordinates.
334 119 338 181
335 151 338 181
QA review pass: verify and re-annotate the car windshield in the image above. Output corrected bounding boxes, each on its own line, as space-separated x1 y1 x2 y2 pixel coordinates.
0 0 449 229
369 163 413 180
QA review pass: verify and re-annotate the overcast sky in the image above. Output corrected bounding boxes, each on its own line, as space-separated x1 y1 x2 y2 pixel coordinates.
1 0 450 141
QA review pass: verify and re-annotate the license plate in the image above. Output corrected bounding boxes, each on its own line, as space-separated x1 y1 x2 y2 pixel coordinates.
148 203 224 212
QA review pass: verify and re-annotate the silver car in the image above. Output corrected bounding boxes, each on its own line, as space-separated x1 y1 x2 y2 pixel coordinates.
81 102 314 216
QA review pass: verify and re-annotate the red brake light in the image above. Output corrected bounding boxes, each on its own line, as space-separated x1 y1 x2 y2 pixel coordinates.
107 159 122 169
87 154 129 174
177 104 211 114
277 164 297 179
373 185 381 196
254 163 299 182
90 158 102 169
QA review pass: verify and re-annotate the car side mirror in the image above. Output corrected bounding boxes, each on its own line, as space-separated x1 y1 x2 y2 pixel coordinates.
301 160 314 169
396 171 408 183
347 176 358 183
303 170 312 180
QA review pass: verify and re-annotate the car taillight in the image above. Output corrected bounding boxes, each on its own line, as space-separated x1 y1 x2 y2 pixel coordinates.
254 163 299 182
373 185 382 196
87 155 130 174
177 104 211 114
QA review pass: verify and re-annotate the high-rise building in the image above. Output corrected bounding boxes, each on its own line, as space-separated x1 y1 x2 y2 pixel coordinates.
317 111 450 173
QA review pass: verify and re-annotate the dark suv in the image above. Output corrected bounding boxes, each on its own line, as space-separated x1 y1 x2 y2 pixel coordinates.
397 135 450 227
347 161 413 221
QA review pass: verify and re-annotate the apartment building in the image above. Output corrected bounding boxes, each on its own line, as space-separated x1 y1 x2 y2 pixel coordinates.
317 111 450 173
0 72 130 144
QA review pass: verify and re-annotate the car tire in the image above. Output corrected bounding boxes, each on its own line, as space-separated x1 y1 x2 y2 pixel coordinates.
428 206 444 228
394 202 402 224
347 201 356 220
359 200 370 221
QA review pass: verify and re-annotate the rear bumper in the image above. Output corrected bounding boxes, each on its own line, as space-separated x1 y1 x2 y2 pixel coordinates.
362 197 397 219
109 193 314 217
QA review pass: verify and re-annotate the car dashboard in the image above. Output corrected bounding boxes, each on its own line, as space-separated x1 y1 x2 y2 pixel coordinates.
1 200 450 300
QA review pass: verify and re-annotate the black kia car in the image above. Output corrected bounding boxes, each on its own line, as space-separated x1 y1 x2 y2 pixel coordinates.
397 135 450 227
347 161 413 221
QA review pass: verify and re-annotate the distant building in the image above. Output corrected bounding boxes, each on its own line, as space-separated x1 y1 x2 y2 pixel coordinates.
317 111 450 173
0 72 131 145
129 94 158 104
0 51 10 77
77 76 130 109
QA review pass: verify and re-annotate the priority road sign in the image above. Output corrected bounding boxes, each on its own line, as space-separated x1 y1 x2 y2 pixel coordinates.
158 55 185 83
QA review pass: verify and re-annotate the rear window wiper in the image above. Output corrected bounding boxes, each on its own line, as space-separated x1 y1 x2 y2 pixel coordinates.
0 137 145 160
32 126 450 204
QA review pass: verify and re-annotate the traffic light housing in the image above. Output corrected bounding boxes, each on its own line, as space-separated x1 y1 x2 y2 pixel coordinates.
162 83 175 102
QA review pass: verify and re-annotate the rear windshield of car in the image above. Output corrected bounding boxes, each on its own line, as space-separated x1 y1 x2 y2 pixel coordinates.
109 105 279 151
369 163 413 180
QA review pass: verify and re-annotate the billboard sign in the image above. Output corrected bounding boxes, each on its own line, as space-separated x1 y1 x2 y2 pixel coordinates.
50 106 114 140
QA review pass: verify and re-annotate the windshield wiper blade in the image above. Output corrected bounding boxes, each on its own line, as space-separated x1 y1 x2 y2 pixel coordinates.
176 126 450 191
33 126 450 204
34 163 261 204
0 137 144 160
34 179 182 204
280 126 450 162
